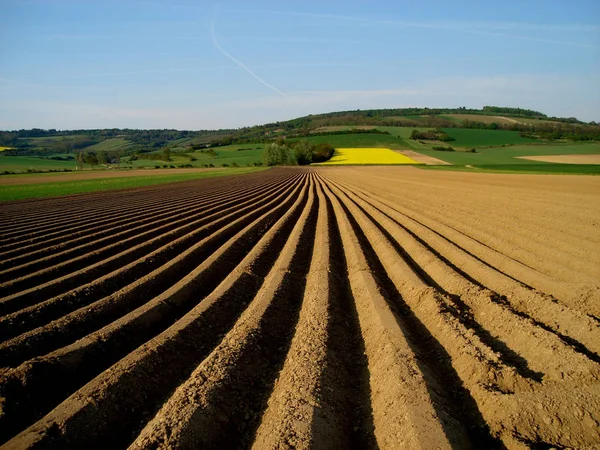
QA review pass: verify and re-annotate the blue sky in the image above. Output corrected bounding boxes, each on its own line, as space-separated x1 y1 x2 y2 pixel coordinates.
1 0 599 129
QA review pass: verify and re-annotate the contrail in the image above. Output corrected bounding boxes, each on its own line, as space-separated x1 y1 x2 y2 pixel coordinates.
210 13 286 97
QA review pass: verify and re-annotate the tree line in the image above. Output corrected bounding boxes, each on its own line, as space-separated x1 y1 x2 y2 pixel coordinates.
263 139 334 166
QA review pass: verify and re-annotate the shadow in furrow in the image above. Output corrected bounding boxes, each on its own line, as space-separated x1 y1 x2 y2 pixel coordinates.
356 189 540 291
0 179 307 446
344 192 544 382
335 199 502 449
184 185 320 450
0 178 295 301
0 177 283 280
490 294 600 364
0 178 298 327
312 192 378 450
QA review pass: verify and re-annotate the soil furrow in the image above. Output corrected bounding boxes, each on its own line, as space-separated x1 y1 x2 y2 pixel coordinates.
0 166 597 449
326 177 600 381
0 175 289 290
392 193 600 273
341 179 599 315
0 176 302 317
321 178 469 449
251 178 370 449
0 174 290 267
0 171 265 232
129 177 318 450
0 175 285 275
0 173 310 449
0 172 279 253
332 178 600 356
0 176 302 350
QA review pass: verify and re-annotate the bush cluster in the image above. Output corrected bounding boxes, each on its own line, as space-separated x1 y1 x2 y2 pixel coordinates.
263 140 334 166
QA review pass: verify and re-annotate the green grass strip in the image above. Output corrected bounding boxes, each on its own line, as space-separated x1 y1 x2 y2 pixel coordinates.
0 167 268 202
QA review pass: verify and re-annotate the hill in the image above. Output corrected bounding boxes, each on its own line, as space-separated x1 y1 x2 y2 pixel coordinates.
1 106 599 173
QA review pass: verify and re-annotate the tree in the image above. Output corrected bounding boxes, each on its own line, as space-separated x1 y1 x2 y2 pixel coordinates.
75 151 85 170
293 140 314 165
264 143 294 166
312 143 334 162
163 147 171 162
85 153 99 169
96 151 107 166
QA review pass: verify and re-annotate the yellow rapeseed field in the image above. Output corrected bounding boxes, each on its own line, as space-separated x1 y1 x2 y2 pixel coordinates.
314 148 421 165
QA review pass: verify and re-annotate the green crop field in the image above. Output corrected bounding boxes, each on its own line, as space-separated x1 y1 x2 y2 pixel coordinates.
413 141 600 174
414 142 600 166
441 114 518 125
123 144 267 168
420 164 600 175
288 133 404 148
0 167 268 202
0 156 78 171
377 126 535 149
441 128 535 147
85 138 135 152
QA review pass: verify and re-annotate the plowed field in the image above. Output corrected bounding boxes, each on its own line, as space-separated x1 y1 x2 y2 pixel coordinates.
1 167 599 449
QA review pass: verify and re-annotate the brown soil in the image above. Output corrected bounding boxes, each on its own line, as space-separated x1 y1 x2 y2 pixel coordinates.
516 154 600 164
0 168 224 186
1 166 599 449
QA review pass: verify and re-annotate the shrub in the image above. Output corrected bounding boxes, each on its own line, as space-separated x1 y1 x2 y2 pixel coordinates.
312 143 334 163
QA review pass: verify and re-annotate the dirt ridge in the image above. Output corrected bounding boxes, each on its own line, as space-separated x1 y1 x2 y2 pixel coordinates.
1 167 598 449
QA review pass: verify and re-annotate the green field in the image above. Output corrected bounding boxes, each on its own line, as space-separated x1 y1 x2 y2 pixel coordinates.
0 167 268 202
415 142 600 166
288 133 404 148
419 164 600 175
85 138 135 152
376 126 535 149
0 156 78 171
0 144 267 172
125 144 266 168
441 128 535 147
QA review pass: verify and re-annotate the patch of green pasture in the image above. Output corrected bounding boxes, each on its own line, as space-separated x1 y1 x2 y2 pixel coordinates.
419 164 600 175
438 115 464 123
376 127 431 138
124 144 266 168
442 128 535 147
0 156 78 171
85 138 134 152
374 127 436 151
288 133 404 148
0 167 268 202
415 142 600 165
